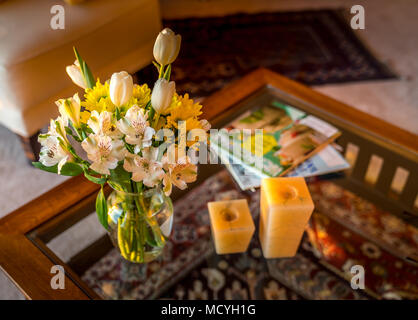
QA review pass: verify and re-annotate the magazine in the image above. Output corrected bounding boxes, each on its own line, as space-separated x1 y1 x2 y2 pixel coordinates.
212 144 350 191
210 100 341 178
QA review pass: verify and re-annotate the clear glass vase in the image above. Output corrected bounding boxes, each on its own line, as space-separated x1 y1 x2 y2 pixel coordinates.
106 186 173 263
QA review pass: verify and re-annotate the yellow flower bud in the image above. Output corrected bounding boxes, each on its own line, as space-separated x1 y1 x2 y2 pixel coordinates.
56 93 81 128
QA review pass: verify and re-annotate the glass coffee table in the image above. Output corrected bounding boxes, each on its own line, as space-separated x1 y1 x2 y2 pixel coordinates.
1 68 417 300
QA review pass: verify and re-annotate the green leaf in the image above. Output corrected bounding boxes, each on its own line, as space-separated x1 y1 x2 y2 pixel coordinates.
115 107 121 121
83 170 107 184
144 225 158 247
108 164 131 193
32 162 83 176
61 163 84 176
73 47 95 89
124 142 135 154
33 162 57 173
80 122 93 134
107 181 126 192
95 185 108 230
82 60 95 89
65 127 73 135
65 127 82 142
148 105 155 125
73 47 85 74
109 163 131 184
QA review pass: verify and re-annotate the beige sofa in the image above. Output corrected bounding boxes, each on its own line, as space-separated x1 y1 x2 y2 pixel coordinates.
0 0 162 159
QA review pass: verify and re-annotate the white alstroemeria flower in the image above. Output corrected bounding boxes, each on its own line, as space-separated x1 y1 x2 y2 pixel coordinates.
151 78 175 115
109 71 133 107
48 116 69 143
123 147 164 187
162 155 197 196
66 60 87 89
38 135 72 174
81 134 125 175
88 110 122 139
117 105 155 153
153 28 181 66
56 93 82 129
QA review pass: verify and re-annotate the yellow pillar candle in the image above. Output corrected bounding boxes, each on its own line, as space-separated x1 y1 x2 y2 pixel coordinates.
259 177 314 258
208 199 255 254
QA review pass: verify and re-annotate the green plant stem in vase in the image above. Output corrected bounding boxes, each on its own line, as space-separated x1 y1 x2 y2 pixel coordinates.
107 183 173 263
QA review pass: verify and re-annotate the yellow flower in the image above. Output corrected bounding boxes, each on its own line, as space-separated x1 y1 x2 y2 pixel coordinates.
185 118 205 147
165 93 202 128
82 80 116 113
82 81 151 116
183 117 203 131
80 111 91 124
130 84 151 108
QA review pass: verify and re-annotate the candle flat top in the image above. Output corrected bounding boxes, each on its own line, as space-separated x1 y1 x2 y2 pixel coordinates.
261 177 314 209
208 199 255 233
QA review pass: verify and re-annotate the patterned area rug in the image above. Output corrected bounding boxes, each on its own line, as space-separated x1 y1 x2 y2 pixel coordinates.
82 170 418 300
136 10 396 98
307 181 418 299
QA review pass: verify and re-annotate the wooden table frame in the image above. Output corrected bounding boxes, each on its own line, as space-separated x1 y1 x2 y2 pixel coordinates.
1 68 417 299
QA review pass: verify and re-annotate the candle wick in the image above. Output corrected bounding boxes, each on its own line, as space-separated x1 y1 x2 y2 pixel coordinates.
220 208 237 222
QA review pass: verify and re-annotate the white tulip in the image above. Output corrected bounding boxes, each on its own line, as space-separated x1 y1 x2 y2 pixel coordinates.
66 60 87 89
56 93 81 128
153 28 181 66
151 78 175 115
109 71 133 107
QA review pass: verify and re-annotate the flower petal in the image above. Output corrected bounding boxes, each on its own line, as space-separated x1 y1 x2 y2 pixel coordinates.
57 155 69 174
90 161 110 175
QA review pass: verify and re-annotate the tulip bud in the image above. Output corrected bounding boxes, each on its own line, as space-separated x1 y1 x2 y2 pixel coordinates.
153 28 181 66
66 60 87 89
109 71 133 107
151 79 175 115
56 93 81 128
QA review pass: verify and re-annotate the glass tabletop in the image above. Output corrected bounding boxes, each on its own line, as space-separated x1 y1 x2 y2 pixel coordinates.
30 86 418 300
41 168 418 300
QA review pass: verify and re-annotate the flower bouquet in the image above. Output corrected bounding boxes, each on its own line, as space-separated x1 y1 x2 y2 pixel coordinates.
33 29 210 263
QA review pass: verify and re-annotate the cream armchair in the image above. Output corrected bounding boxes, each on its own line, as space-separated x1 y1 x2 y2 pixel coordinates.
0 0 162 160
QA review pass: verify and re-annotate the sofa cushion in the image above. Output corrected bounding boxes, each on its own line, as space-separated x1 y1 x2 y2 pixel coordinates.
0 0 161 136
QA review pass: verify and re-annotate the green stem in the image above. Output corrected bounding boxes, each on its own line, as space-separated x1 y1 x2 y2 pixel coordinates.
131 180 145 262
158 64 165 79
117 181 167 262
74 126 83 141
153 113 161 129
163 64 171 81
